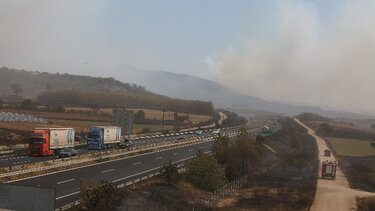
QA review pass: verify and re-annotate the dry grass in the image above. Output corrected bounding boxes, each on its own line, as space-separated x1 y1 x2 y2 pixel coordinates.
326 137 375 157
357 196 375 211
65 107 210 123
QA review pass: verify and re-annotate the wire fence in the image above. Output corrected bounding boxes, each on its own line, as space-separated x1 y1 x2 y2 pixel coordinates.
208 176 248 206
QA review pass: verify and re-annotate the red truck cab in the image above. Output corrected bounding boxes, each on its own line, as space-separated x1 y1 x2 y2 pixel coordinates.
29 129 54 156
321 160 337 179
324 149 331 157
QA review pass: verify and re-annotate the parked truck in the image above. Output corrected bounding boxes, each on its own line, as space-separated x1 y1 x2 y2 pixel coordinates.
321 160 337 179
29 128 75 156
87 126 121 150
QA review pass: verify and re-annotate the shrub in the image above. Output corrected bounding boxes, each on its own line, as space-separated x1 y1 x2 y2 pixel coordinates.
185 151 227 192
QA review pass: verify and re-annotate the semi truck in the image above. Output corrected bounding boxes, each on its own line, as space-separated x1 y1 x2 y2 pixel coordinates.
87 126 121 150
29 128 75 156
321 160 337 179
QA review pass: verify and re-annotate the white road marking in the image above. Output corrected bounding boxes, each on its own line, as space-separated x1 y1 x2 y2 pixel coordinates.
101 169 115 174
155 156 162 160
132 162 141 166
56 191 80 200
57 179 75 185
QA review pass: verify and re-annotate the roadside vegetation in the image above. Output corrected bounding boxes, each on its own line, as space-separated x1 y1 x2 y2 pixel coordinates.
357 196 375 211
227 117 319 210
70 117 318 210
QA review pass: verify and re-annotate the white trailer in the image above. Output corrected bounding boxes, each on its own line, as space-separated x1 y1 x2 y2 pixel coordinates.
48 128 75 149
87 126 121 149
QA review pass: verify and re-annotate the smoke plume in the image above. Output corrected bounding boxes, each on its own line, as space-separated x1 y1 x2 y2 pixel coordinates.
206 1 375 113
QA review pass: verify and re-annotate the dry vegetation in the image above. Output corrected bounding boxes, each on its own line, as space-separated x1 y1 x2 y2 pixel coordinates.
301 115 375 192
213 118 318 210
357 196 375 211
119 179 211 211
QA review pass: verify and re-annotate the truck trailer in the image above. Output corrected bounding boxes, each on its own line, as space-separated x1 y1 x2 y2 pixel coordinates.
87 126 121 150
29 128 75 156
321 160 337 179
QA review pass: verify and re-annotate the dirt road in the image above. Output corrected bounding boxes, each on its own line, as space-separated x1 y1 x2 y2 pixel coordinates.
295 119 375 211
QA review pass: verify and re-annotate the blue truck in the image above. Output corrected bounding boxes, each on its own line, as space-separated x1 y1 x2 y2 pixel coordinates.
87 126 121 150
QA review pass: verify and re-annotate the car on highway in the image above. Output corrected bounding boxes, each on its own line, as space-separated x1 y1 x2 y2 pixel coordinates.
212 129 221 134
195 130 203 135
74 135 83 142
177 136 186 140
118 139 134 149
58 148 78 158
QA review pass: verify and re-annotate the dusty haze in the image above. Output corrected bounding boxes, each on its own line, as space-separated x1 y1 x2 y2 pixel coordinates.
206 1 375 114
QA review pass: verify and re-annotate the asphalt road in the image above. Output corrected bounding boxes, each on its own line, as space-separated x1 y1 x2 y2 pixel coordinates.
0 128 237 168
9 137 217 208
3 125 264 209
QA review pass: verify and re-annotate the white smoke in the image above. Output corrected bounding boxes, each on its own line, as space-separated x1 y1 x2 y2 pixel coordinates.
206 1 375 113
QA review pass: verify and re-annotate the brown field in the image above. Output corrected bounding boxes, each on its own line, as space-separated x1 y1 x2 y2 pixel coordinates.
0 107 195 146
65 107 210 124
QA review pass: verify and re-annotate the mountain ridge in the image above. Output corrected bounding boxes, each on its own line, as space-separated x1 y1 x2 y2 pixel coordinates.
112 68 369 118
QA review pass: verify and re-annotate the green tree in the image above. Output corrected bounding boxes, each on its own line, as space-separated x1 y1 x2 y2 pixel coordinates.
134 109 145 120
141 127 151 133
212 136 231 165
318 123 333 135
90 103 100 115
20 99 35 110
11 83 22 96
230 129 260 179
78 181 122 211
185 151 227 192
46 83 53 91
160 161 180 184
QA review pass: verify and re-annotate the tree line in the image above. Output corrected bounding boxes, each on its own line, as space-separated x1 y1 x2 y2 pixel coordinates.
37 90 214 115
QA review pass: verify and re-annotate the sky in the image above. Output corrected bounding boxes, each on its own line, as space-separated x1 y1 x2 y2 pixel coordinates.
0 0 375 113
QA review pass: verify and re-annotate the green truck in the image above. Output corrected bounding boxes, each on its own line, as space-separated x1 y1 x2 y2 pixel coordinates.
261 126 273 137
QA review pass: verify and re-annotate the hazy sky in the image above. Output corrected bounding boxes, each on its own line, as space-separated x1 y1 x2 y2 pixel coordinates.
1 1 374 113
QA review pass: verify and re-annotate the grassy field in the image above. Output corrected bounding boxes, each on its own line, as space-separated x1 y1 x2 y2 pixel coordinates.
326 137 375 157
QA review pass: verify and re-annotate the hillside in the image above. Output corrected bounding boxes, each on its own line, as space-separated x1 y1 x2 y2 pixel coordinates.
0 67 152 97
111 68 370 118
0 67 214 115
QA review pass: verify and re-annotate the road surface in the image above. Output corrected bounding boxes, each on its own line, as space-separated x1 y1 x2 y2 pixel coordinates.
295 119 375 211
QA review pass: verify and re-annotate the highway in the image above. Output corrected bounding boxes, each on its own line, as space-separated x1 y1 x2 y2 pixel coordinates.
9 135 218 208
2 121 269 209
0 128 236 168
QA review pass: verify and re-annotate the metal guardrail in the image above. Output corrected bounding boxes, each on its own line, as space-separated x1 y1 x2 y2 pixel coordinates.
56 163 186 211
0 135 223 181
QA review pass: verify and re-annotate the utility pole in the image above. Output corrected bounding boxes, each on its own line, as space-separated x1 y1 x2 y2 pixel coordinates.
161 107 165 134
